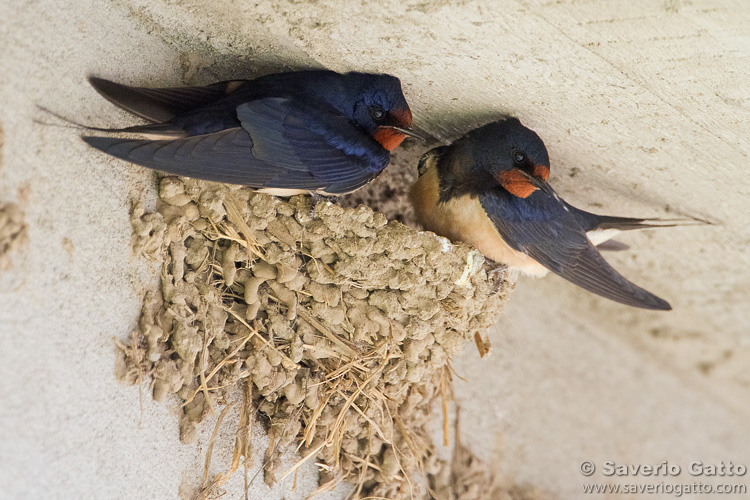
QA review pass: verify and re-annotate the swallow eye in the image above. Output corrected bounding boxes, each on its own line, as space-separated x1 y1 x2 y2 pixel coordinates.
512 150 527 164
369 106 386 121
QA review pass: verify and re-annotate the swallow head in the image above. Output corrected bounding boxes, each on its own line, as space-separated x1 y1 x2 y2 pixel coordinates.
456 118 552 199
347 73 421 151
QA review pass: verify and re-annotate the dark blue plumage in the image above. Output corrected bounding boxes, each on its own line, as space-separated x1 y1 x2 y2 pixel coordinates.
479 187 671 310
410 118 694 311
82 70 417 195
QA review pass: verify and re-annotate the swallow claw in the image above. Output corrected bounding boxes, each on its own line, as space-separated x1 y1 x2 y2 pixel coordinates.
485 259 508 294
308 191 337 218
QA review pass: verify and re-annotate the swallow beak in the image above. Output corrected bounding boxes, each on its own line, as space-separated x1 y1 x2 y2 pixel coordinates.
520 170 553 196
385 125 426 141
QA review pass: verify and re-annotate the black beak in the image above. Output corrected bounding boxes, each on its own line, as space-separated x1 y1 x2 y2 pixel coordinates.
521 171 553 196
385 125 426 141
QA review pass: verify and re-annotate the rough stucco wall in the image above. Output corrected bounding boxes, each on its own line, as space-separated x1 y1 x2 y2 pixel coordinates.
1 0 749 499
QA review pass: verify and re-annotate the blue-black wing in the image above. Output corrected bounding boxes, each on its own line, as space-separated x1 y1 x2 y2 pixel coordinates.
88 77 247 123
479 189 671 310
83 97 390 195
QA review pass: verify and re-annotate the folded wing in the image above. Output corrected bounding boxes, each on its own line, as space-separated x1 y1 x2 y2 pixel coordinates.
83 97 390 195
479 190 671 310
88 77 245 123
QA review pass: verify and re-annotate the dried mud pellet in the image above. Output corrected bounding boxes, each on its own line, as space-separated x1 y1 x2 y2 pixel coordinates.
264 242 295 265
177 360 194 385
284 271 307 292
113 347 131 383
246 300 261 320
253 231 273 245
304 383 320 410
266 219 297 249
308 281 340 306
276 260 300 284
179 417 197 444
211 331 230 351
406 362 426 384
221 243 239 286
268 313 294 341
171 322 201 364
403 335 434 363
429 344 448 366
235 268 252 283
368 290 403 317
184 393 207 424
283 380 305 405
185 237 209 269
347 308 379 343
276 202 294 217
366 307 391 336
183 202 200 221
265 369 288 394
252 260 277 279
160 177 192 206
251 354 274 390
307 239 332 260
250 194 278 219
243 276 267 305
144 327 166 362
290 335 304 363
311 302 345 325
389 319 407 343
191 218 209 231
267 281 297 321
153 380 169 402
381 448 400 478
198 190 226 221
346 285 368 301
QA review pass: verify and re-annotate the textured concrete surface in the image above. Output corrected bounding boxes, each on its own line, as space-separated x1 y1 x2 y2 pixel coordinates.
2 0 749 499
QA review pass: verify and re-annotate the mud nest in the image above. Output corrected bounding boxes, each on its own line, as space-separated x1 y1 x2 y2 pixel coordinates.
117 177 513 499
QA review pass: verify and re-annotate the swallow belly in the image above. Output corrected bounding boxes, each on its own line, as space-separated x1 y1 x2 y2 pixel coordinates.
255 187 310 197
410 166 548 278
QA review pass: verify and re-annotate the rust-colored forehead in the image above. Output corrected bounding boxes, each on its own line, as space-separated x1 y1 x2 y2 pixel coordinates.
391 108 413 127
533 164 550 180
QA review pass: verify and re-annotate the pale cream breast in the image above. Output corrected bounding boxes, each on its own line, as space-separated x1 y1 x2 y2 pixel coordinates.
256 187 310 196
409 161 548 278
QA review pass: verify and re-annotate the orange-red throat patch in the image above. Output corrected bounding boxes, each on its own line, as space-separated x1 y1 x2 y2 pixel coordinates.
374 128 406 151
498 169 538 198
373 108 412 151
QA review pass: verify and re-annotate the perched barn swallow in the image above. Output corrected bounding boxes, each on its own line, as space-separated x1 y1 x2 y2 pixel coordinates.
410 119 700 310
79 71 420 196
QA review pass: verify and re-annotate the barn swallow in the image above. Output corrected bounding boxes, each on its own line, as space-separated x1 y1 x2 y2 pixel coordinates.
78 71 420 196
410 119 701 310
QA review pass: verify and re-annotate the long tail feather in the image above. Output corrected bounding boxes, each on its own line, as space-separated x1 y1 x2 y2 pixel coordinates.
594 215 711 231
36 106 186 138
88 77 244 123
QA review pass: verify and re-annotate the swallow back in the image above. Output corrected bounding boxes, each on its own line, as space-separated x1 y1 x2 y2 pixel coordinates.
80 70 419 196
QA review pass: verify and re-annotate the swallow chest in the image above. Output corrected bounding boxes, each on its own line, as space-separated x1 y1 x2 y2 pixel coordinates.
410 164 548 277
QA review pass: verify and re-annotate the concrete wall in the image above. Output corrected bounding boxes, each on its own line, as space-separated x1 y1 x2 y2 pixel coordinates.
2 0 748 498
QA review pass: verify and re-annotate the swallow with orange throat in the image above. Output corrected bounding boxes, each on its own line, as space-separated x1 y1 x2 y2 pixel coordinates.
63 70 421 197
410 118 703 310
